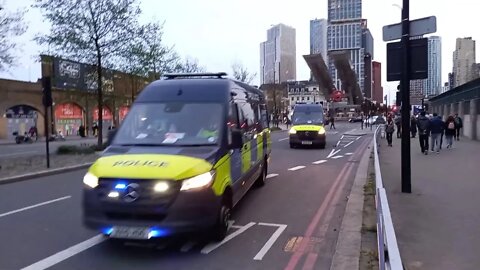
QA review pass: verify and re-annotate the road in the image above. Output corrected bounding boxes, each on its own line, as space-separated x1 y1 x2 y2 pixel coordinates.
0 138 99 159
0 122 372 270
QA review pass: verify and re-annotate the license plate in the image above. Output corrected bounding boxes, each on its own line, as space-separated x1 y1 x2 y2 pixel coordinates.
301 141 313 145
110 226 150 239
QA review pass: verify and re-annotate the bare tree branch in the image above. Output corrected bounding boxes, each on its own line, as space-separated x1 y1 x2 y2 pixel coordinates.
232 61 256 84
0 7 27 71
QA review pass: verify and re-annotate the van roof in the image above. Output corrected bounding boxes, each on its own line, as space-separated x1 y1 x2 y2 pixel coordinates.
293 104 324 112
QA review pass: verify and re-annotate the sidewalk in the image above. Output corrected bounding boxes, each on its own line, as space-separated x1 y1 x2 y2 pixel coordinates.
378 136 480 270
0 136 97 145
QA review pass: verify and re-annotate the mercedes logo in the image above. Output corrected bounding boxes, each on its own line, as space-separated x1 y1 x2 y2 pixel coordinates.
123 183 140 202
305 131 310 136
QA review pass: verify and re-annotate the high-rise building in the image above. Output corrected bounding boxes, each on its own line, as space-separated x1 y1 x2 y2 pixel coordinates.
310 19 328 61
409 36 442 100
260 24 296 84
327 0 369 95
372 61 383 103
453 37 476 87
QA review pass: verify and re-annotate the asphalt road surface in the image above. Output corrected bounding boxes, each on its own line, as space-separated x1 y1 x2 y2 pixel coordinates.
0 122 372 270
0 138 99 159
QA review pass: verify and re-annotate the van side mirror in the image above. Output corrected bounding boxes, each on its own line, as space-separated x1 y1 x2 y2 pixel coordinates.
107 129 117 146
230 129 243 149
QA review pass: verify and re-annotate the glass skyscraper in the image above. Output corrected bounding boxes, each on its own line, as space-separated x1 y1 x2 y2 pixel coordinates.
327 0 366 94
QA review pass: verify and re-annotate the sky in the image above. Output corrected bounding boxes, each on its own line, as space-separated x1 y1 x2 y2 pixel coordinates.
1 0 479 104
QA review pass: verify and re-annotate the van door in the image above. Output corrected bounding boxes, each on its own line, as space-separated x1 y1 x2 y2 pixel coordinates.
228 103 243 205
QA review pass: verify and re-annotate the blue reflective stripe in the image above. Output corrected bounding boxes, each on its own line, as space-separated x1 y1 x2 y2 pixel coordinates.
230 149 242 183
250 137 257 166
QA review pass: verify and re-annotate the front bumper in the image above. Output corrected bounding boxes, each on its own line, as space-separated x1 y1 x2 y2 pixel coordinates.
289 132 326 145
82 179 221 236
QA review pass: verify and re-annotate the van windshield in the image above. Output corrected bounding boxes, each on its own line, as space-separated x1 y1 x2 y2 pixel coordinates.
113 102 223 146
292 111 324 125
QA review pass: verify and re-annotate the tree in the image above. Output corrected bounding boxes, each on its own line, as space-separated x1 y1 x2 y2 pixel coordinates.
175 57 206 73
232 61 256 84
0 7 27 72
34 0 142 147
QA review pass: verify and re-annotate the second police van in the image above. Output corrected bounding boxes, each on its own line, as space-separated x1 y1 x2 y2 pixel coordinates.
288 103 327 149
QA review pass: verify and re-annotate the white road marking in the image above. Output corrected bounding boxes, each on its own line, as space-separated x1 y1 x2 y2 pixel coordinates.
312 160 327 165
356 136 361 141
201 222 256 254
345 153 353 156
180 241 197 252
332 155 344 159
266 173 279 179
0 150 39 157
278 137 289 142
288 166 305 171
231 225 243 229
327 149 341 158
0 196 71 218
21 234 106 270
253 223 288 260
343 141 355 148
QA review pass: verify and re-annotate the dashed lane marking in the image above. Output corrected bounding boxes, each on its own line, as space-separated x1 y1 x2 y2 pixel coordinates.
278 137 289 142
266 173 279 179
331 156 344 159
0 196 72 218
312 160 327 165
288 166 306 171
345 153 353 156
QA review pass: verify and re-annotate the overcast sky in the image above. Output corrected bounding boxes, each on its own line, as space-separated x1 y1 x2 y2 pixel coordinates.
1 0 479 103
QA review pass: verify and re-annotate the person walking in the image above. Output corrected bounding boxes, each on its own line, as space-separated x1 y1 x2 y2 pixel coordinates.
385 116 395 147
429 113 444 154
329 115 336 129
395 114 402 138
417 111 430 155
410 115 417 138
444 115 456 148
454 113 463 141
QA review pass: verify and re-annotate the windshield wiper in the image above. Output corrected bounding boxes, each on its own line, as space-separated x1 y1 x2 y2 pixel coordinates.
115 143 168 147
176 143 217 147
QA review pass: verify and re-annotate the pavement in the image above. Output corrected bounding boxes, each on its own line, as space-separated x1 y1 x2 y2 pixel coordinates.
379 135 480 270
0 122 372 270
0 137 104 159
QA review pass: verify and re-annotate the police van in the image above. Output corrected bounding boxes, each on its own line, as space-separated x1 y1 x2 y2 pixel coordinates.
288 104 326 149
82 72 271 241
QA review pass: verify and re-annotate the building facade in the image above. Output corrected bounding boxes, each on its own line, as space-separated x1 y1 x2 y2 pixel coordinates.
310 19 328 64
372 61 383 103
453 37 476 87
327 0 368 95
260 24 297 84
287 80 326 110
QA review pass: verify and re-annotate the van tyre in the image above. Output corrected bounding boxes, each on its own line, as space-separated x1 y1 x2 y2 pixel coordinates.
254 160 267 187
211 199 231 242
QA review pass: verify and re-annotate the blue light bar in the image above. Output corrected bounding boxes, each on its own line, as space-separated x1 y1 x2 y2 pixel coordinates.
102 227 113 235
114 183 127 190
148 228 169 239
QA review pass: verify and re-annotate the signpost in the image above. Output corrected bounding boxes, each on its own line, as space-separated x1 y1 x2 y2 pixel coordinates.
42 77 52 168
383 4 437 194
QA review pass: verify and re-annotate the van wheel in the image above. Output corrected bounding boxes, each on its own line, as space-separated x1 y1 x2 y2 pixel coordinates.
254 160 267 187
210 198 231 242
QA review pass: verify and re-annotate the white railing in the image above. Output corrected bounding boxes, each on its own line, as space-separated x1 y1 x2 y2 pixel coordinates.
373 125 404 270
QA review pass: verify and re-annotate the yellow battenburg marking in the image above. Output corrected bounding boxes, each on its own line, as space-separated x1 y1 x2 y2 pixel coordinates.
88 154 213 180
257 131 264 161
211 154 231 196
291 125 324 132
241 141 251 173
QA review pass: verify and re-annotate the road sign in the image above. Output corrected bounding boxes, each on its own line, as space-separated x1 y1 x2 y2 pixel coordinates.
382 16 437 42
386 38 428 81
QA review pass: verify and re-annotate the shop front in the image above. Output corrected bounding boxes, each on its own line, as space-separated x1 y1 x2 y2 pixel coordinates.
92 106 113 136
4 105 39 140
55 103 84 136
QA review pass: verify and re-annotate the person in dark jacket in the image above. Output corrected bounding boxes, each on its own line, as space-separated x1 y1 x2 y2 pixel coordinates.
410 115 417 138
385 117 395 146
444 115 456 148
429 113 444 154
416 111 430 154
454 113 463 141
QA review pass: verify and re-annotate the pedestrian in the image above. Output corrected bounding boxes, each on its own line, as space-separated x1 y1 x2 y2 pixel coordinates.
385 117 395 147
417 111 430 155
410 115 417 138
429 113 444 154
329 115 336 129
361 114 364 130
454 113 463 141
444 115 456 148
395 115 402 138
437 115 445 150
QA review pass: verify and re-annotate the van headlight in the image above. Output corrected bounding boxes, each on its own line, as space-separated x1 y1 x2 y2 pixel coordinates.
318 128 326 135
83 172 99 188
289 128 297 134
181 171 215 191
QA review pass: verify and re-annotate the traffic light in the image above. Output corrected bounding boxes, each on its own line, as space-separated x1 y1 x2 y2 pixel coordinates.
42 76 52 107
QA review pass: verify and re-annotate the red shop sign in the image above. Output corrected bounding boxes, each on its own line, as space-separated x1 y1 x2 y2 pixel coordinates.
93 106 113 120
119 106 129 121
55 103 83 119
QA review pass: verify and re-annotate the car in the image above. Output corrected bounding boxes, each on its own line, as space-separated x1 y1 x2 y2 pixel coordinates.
349 117 363 123
82 72 272 242
288 104 326 149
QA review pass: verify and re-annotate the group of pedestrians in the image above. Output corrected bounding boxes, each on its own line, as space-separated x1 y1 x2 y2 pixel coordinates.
384 111 463 155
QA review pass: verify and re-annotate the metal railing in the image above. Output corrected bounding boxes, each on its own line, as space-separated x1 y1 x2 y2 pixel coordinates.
373 125 404 270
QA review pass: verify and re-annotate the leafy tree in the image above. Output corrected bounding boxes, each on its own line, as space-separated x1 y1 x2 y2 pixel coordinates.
34 0 141 147
232 61 256 84
0 6 27 71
